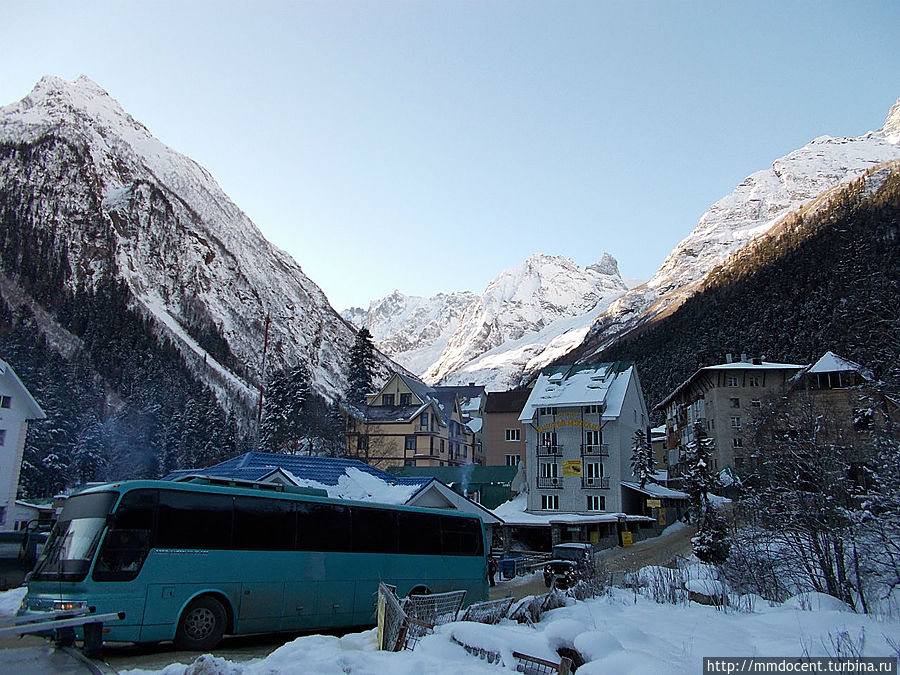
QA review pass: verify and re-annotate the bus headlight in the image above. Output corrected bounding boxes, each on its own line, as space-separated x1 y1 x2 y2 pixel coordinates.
52 600 88 612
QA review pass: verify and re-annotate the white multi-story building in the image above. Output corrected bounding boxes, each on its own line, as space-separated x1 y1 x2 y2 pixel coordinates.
0 359 45 530
505 363 685 549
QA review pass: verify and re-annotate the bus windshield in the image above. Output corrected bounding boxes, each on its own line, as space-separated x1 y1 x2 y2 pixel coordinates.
32 491 117 582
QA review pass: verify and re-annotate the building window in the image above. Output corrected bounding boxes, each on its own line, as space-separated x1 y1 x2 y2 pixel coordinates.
539 407 557 416
505 428 520 441
399 393 412 406
405 436 416 451
541 495 559 510
585 462 604 478
540 462 559 478
505 454 521 466
729 397 740 408
382 393 395 406
0 396 10 409
584 430 602 446
730 416 742 429
356 435 368 451
420 413 429 428
727 376 740 387
540 431 558 451
584 405 601 414
733 437 743 448
440 440 445 453
586 495 605 511
748 375 761 387
751 398 761 408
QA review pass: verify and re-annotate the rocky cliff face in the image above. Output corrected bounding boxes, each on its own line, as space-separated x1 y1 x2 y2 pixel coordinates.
0 76 382 408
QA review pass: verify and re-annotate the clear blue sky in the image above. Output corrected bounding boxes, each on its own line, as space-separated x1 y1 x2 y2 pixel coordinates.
3 1 898 311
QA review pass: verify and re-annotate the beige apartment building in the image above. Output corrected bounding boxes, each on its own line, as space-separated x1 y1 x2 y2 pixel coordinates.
763 352 897 459
481 389 530 468
656 355 805 478
343 373 476 470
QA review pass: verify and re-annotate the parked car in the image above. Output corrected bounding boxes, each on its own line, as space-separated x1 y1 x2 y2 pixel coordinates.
543 543 595 590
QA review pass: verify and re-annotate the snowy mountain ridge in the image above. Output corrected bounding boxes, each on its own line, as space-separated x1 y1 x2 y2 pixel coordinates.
575 96 900 361
348 253 628 390
0 76 382 408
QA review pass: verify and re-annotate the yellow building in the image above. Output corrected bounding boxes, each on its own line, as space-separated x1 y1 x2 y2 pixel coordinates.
343 373 476 471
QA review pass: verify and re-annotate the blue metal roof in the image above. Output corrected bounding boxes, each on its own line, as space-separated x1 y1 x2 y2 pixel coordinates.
164 452 430 489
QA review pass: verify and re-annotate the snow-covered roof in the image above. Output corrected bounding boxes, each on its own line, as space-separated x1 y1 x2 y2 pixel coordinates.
806 351 875 380
0 359 46 420
164 452 430 506
620 481 689 500
491 493 653 526
518 362 635 423
655 359 806 409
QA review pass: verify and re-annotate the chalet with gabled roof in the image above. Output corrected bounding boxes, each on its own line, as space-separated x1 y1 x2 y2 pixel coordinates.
342 373 476 470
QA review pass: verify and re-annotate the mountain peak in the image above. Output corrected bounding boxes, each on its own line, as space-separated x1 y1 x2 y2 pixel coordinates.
884 97 900 144
587 252 620 277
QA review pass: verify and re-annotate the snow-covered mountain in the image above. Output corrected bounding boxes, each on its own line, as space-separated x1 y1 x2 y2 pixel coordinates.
349 253 628 390
0 76 379 409
574 96 900 361
343 290 478 375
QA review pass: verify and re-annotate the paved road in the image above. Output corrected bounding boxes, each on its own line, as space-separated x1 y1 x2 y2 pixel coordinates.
490 523 697 601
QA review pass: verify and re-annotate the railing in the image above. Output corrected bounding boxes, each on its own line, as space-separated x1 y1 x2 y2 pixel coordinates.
537 445 562 456
581 443 609 457
537 476 563 489
581 476 610 489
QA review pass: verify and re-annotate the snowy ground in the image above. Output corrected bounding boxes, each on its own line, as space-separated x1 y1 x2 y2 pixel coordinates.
3 572 898 674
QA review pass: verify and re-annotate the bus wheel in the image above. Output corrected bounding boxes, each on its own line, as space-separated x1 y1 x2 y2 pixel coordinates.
175 596 226 651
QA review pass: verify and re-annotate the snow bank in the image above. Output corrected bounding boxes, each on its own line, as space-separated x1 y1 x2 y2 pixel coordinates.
0 586 26 617
117 585 900 675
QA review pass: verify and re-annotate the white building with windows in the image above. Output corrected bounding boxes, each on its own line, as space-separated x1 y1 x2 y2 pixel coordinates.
0 359 45 530
508 363 672 549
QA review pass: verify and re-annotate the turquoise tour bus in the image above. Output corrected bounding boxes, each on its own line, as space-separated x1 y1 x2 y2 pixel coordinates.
24 478 489 649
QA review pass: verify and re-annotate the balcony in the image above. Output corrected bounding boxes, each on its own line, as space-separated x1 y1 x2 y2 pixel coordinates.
537 444 562 457
581 443 609 457
537 476 563 489
581 476 610 489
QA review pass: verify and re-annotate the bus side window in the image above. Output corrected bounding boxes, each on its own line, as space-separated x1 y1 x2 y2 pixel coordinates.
94 489 157 581
233 497 296 551
398 512 441 555
440 516 484 556
157 491 233 550
296 503 351 552
351 507 397 554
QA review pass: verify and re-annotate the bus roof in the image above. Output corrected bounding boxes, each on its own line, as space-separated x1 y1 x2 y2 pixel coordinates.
70 479 485 521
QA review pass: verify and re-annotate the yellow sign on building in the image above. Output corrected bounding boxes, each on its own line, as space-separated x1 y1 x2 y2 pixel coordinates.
562 460 583 477
621 531 633 547
646 499 662 508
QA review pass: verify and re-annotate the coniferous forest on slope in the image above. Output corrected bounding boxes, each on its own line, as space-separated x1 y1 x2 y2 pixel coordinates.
566 166 900 422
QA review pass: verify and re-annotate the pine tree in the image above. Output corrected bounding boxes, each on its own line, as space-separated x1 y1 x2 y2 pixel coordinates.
682 421 731 563
630 429 654 488
683 421 718 521
345 328 376 405
260 364 311 453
